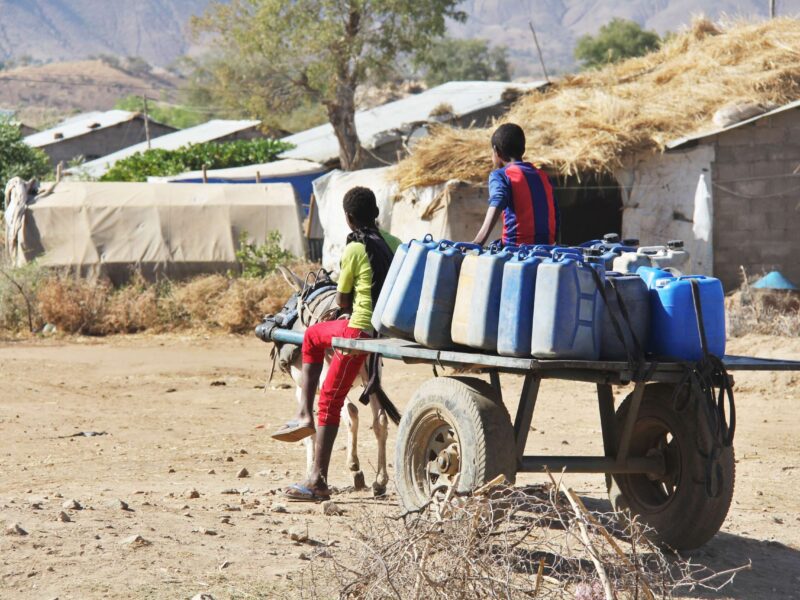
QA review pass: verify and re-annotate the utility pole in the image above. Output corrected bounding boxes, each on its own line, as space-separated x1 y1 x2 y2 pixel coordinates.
770 0 776 18
142 95 152 149
528 20 551 83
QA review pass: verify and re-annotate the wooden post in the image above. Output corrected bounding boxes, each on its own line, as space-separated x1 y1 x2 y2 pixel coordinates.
142 95 152 150
304 193 316 239
56 162 64 183
202 165 208 184
770 0 776 18
256 171 261 184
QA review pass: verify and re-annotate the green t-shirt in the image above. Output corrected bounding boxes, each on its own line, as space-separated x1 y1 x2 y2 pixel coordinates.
337 229 402 330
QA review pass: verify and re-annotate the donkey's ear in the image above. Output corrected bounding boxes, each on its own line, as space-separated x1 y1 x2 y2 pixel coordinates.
277 265 303 292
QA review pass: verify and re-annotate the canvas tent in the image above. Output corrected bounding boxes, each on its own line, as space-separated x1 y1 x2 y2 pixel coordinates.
7 181 304 283
149 158 327 211
311 168 502 272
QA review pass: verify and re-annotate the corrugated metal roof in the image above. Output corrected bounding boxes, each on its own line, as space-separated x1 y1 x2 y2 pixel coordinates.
76 119 262 178
25 110 142 148
667 99 800 149
148 159 326 182
281 80 547 164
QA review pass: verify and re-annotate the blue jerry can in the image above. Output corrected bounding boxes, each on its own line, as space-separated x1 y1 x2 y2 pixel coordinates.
414 241 478 349
451 244 516 351
497 248 549 357
381 234 437 339
599 272 651 360
650 275 726 361
371 241 409 335
531 255 605 360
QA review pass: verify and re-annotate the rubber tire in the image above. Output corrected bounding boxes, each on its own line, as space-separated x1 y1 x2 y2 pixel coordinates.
394 376 518 511
608 383 735 550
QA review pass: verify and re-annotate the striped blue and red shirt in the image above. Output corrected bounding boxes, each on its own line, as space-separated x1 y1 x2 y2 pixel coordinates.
488 162 559 246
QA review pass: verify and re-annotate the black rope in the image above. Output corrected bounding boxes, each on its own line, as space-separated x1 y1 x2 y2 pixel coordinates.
686 278 736 498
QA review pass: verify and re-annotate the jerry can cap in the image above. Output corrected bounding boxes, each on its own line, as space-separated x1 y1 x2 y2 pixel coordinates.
602 233 621 244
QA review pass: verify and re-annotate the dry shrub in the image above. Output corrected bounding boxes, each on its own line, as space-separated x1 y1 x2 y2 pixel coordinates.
293 483 745 599
103 272 160 334
37 275 111 335
727 272 800 338
396 17 800 187
216 271 296 333
3 260 319 336
171 274 231 325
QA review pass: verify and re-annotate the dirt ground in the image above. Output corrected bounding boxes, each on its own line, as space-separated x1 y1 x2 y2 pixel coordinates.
0 333 798 599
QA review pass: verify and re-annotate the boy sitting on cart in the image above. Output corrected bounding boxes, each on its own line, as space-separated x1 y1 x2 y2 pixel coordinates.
272 186 401 501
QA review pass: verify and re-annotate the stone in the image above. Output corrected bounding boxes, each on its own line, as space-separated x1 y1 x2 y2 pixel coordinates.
202 528 218 536
191 594 215 600
30 502 43 510
321 500 343 516
5 522 28 536
239 449 248 455
186 489 200 499
62 499 82 510
119 534 150 547
225 457 234 462
221 488 240 495
219 560 231 570
207 469 216 475
236 468 249 478
270 503 288 514
289 527 308 542
56 511 71 523
257 470 272 477
114 499 131 511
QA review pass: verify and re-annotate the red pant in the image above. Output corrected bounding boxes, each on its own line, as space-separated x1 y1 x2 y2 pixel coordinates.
302 320 369 427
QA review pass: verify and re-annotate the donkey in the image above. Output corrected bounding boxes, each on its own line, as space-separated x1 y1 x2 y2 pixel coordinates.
261 266 395 496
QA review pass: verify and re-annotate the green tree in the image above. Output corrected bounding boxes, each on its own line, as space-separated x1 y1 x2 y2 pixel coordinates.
414 38 511 86
574 18 661 69
192 0 466 171
0 118 50 192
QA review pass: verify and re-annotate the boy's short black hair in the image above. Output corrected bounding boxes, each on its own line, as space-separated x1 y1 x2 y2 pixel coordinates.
343 186 379 225
491 123 526 160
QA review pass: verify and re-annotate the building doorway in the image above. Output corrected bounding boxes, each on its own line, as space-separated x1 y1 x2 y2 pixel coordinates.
551 172 623 245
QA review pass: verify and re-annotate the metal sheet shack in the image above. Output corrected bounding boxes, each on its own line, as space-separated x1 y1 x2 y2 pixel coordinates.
24 110 175 167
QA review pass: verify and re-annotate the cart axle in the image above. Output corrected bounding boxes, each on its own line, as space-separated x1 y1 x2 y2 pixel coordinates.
520 455 665 475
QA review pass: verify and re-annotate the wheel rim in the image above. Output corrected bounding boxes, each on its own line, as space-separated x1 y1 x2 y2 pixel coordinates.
622 417 682 512
406 411 462 504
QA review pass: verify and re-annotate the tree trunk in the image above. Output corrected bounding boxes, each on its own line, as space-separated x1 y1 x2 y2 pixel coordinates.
327 83 364 171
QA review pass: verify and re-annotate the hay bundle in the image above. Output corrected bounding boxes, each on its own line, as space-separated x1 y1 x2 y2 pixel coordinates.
396 17 800 188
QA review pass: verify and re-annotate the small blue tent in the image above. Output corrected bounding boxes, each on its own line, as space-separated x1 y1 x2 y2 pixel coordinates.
752 271 798 291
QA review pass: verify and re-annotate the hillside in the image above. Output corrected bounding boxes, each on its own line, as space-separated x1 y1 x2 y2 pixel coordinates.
0 60 180 127
450 0 800 75
2 1 800 74
0 0 210 67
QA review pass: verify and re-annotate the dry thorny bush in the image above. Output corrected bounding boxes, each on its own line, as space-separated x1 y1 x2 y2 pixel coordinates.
291 481 747 600
0 261 312 336
726 267 800 338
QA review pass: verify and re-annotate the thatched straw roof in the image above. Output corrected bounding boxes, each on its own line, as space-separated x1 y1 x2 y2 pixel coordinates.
395 18 800 189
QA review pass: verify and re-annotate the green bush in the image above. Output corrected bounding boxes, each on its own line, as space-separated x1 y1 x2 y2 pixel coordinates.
0 118 51 191
114 95 208 129
235 231 294 278
100 138 295 182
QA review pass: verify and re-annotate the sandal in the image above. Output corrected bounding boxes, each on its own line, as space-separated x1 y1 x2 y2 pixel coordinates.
271 420 315 442
283 483 331 502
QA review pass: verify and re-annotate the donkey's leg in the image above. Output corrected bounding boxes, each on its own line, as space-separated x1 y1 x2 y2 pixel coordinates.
365 363 390 497
370 396 390 497
342 399 367 490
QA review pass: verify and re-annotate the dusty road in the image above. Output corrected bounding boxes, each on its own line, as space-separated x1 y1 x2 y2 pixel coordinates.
0 333 798 599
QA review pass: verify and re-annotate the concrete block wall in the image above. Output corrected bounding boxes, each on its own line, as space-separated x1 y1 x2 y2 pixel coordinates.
711 107 800 290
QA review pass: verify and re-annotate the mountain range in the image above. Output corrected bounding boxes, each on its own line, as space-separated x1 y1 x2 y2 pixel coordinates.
1 1 799 76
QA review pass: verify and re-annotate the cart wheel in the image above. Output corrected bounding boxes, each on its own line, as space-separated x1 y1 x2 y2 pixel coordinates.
608 383 735 550
394 376 517 511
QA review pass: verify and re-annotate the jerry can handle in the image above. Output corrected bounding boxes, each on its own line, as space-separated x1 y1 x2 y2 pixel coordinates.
454 242 482 253
437 239 455 250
